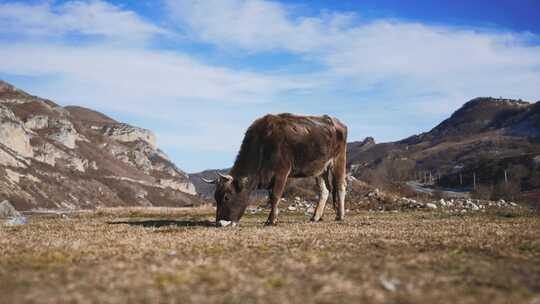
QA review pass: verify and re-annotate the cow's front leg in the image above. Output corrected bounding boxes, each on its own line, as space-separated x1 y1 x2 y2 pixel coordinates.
265 170 289 226
311 176 329 222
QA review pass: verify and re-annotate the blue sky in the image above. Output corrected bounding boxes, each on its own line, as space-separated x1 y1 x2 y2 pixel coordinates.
1 0 539 172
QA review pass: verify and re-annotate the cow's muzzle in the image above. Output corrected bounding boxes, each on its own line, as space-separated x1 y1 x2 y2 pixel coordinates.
217 220 238 228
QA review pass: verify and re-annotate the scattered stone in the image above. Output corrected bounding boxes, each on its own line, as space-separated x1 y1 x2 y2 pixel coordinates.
0 200 21 218
379 276 400 292
391 196 524 212
287 205 297 211
248 207 263 214
366 188 381 198
5 216 27 226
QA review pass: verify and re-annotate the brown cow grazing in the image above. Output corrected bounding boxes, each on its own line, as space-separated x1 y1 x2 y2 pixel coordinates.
203 113 347 227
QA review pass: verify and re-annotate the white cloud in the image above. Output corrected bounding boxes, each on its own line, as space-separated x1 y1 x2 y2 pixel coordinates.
167 0 540 112
0 1 167 42
166 0 356 52
0 43 313 113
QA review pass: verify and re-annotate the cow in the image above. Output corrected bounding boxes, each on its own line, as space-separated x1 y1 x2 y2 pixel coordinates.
203 113 347 227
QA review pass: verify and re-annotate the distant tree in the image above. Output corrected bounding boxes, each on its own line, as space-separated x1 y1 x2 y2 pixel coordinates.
509 164 529 183
386 159 415 182
491 180 521 201
529 169 540 189
472 184 493 200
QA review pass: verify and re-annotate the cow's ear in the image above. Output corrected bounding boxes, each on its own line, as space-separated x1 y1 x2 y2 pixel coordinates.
234 177 249 192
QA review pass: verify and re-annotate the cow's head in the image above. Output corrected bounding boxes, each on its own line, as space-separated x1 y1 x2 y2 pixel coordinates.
202 173 249 227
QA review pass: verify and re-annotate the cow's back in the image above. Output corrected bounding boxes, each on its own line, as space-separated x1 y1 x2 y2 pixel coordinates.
268 113 347 177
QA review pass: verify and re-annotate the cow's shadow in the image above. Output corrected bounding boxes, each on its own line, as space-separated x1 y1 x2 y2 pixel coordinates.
108 219 216 228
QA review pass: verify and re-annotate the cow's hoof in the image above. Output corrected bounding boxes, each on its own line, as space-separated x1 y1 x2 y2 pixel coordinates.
335 216 344 221
264 221 277 226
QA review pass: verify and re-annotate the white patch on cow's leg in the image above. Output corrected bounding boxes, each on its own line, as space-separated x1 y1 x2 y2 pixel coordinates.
333 153 346 221
337 183 346 221
311 177 329 222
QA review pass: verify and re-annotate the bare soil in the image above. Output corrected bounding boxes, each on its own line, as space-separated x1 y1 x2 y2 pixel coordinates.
1 207 539 304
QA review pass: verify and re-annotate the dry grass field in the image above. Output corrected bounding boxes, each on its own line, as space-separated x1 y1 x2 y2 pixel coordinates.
1 207 539 304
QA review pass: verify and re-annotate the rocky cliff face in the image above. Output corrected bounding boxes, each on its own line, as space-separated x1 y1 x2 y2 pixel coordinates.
347 97 540 191
0 80 200 210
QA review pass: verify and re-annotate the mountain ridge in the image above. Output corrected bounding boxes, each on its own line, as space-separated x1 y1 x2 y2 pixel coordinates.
0 80 202 210
348 97 540 194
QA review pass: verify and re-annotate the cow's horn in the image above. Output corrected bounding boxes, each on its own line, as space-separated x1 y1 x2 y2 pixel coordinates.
201 177 217 184
217 172 233 181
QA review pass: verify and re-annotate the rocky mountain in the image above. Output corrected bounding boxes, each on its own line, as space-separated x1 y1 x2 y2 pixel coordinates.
0 80 201 210
347 136 376 165
348 97 540 194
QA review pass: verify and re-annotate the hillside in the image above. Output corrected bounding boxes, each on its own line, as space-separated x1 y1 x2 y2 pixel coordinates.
348 97 540 197
0 80 202 210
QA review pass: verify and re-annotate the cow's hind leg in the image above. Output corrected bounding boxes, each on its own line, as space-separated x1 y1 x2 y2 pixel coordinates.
265 170 290 226
332 152 347 221
311 176 329 222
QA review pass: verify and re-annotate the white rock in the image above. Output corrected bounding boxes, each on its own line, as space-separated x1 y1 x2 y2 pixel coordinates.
0 200 21 218
248 207 260 214
47 118 87 149
159 179 197 195
379 276 400 292
0 104 17 120
287 205 297 211
426 203 438 209
0 147 26 167
4 216 27 226
33 143 68 166
0 119 33 158
102 123 157 148
48 126 78 149
24 115 49 130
